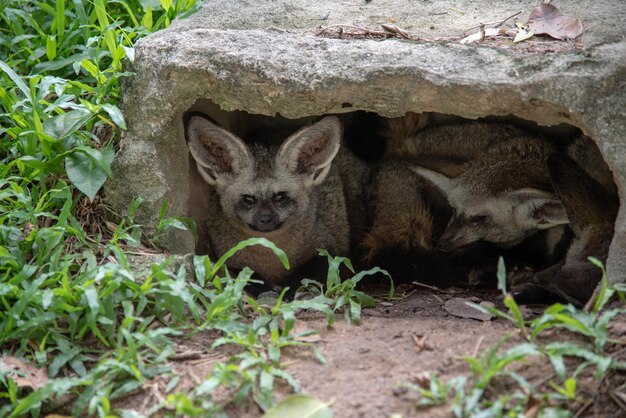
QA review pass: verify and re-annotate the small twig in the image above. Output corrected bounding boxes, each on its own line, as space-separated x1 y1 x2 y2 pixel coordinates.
583 283 601 311
388 288 418 301
411 281 441 291
573 399 594 417
318 23 381 33
431 293 444 304
189 352 227 366
494 11 522 28
461 11 522 34
168 351 204 361
317 24 408 39
609 389 626 412
472 335 485 357
610 388 626 411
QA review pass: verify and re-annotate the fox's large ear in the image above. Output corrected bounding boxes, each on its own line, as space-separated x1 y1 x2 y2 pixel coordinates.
185 114 251 185
407 165 454 193
277 116 342 186
510 188 568 229
548 153 618 228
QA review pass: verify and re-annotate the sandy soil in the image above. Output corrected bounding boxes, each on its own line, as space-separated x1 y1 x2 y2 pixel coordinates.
137 286 626 418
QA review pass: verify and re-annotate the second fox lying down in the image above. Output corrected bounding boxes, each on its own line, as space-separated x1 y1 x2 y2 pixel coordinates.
365 120 617 305
185 113 617 305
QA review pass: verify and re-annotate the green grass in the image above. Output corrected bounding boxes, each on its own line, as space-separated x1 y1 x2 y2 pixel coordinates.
2 1 624 417
0 1 382 416
410 258 626 417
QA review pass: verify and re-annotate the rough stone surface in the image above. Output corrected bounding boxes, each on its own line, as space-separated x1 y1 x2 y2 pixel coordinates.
106 0 626 284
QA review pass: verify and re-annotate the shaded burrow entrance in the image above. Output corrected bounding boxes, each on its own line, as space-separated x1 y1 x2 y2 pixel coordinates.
104 1 626 287
183 98 619 300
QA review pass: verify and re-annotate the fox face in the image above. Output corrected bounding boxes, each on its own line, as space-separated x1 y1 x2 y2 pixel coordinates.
409 162 569 251
185 114 342 235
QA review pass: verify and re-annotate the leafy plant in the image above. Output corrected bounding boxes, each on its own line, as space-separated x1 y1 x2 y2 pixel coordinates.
298 249 393 326
411 258 624 417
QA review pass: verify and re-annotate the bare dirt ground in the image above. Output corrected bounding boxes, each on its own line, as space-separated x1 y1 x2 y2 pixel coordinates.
282 289 510 418
156 286 626 418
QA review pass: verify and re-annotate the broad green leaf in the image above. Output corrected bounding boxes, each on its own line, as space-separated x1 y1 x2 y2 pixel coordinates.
139 0 163 10
65 148 114 200
193 255 211 287
112 0 140 26
80 59 99 78
101 103 127 129
547 352 566 379
80 59 106 84
33 53 91 73
72 0 89 25
211 238 289 277
589 257 611 314
83 146 114 176
564 377 576 397
46 35 57 61
263 394 333 418
111 44 127 71
141 6 153 29
93 0 110 28
55 0 65 42
43 109 93 139
0 59 31 101
103 29 118 56
503 294 527 334
160 0 173 12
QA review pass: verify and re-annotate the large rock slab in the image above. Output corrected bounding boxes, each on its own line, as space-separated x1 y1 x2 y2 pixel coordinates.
106 0 626 284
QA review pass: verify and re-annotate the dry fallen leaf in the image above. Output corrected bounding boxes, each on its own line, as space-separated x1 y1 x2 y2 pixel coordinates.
527 3 582 40
412 371 431 389
0 356 49 390
460 28 501 44
412 334 429 352
380 24 411 39
524 396 543 418
444 297 493 321
514 22 534 43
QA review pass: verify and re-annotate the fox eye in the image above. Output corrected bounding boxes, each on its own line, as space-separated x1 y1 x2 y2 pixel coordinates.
241 195 256 205
469 215 488 224
273 192 288 203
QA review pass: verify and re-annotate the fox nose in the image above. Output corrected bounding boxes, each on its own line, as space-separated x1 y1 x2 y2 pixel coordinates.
436 238 458 252
257 212 273 226
251 208 282 232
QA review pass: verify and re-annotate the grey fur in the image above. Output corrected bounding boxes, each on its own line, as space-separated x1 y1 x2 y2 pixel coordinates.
186 115 368 284
404 123 569 250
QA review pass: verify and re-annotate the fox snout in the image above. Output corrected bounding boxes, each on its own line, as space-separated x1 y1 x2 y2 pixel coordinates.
249 206 283 232
436 218 474 252
436 233 462 252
